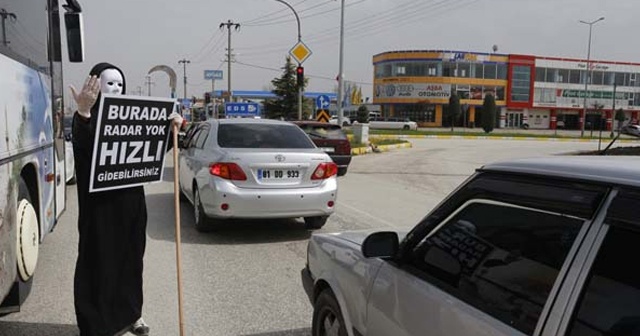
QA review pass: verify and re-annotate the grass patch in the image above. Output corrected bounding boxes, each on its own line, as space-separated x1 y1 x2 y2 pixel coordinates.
345 128 620 139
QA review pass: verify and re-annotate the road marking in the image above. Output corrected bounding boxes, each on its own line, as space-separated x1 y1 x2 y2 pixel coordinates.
338 201 399 228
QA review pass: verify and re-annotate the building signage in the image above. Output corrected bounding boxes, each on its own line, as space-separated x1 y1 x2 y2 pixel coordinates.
560 89 623 100
224 102 261 117
534 89 630 109
375 83 451 99
444 52 489 63
576 63 609 71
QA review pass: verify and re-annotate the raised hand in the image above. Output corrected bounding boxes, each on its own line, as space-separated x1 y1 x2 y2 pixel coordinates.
168 111 185 130
70 75 100 118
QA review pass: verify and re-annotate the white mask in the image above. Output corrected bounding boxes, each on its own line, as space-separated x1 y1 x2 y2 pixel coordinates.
99 69 124 95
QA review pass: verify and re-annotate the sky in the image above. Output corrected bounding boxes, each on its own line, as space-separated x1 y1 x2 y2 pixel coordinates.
63 0 638 105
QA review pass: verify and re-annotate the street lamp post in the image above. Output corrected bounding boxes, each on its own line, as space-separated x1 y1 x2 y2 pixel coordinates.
579 16 604 137
337 0 345 127
274 0 303 120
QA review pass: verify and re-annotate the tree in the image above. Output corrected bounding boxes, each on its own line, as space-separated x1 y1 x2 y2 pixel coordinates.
481 94 496 134
447 92 461 132
263 57 308 120
615 108 626 131
356 105 369 123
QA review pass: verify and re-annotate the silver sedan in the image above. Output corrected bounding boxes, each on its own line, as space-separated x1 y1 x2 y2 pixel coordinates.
178 119 338 232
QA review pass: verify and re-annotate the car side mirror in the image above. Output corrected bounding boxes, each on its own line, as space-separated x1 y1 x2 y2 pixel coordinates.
362 232 399 259
63 1 85 62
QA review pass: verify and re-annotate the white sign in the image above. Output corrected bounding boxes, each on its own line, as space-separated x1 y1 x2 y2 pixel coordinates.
375 83 452 99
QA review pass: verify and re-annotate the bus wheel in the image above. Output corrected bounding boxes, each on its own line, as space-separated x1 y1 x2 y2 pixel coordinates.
16 179 39 282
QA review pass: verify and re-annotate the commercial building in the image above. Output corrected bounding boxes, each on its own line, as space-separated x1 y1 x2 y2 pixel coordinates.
373 50 640 130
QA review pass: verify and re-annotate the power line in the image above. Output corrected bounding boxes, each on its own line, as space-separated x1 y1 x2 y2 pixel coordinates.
236 0 423 52
241 0 311 25
234 60 373 86
191 33 226 64
243 0 337 26
220 20 241 101
236 0 473 59
189 30 223 62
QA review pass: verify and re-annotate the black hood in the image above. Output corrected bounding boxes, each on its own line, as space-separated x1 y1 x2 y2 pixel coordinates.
88 62 126 111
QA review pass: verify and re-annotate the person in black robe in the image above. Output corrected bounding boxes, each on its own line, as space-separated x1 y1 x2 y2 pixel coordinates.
70 62 184 336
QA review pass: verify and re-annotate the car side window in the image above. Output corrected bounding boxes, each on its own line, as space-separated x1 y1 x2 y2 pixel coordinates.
407 200 585 335
183 125 200 148
568 189 640 336
194 126 209 149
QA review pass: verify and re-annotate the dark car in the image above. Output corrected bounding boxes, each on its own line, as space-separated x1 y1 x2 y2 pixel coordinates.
293 121 352 176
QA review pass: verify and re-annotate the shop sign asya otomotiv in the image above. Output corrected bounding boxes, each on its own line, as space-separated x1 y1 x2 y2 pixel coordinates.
375 83 452 99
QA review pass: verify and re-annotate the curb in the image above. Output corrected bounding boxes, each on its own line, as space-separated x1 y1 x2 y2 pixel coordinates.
360 134 637 143
351 142 413 155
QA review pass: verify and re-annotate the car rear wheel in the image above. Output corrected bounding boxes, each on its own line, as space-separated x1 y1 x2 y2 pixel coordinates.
193 188 215 232
337 167 348 177
304 216 328 230
403 125 410 130
312 289 347 336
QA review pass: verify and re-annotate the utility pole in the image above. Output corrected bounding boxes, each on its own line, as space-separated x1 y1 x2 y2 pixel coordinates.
178 59 190 101
337 0 346 126
220 20 240 102
579 17 605 137
0 8 17 46
145 75 155 96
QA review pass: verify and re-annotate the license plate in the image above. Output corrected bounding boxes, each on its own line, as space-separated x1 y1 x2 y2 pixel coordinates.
319 147 335 153
257 169 301 180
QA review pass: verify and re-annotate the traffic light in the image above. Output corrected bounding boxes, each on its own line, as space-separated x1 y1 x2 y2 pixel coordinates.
296 66 304 88
204 92 211 104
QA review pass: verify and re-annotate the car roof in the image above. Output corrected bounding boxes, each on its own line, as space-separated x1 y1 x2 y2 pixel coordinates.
480 156 640 188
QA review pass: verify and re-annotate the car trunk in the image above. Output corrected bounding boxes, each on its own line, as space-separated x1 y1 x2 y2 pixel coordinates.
223 149 330 189
312 138 351 155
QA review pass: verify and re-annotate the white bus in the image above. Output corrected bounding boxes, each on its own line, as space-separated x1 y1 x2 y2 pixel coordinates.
0 0 84 314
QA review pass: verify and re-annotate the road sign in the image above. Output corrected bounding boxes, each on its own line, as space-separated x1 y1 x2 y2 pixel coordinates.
316 95 330 110
204 70 223 80
316 109 330 123
289 40 312 64
225 102 261 117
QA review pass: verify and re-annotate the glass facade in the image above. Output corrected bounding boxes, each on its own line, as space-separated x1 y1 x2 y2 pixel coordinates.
395 104 436 122
374 60 508 80
534 67 640 87
511 66 531 102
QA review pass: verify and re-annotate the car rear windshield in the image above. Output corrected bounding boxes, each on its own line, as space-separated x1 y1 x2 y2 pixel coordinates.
299 125 347 140
217 123 315 149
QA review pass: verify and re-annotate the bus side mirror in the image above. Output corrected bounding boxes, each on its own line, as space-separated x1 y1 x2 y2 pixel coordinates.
63 1 84 62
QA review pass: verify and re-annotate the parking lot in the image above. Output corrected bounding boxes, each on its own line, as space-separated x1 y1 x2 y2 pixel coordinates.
0 138 598 336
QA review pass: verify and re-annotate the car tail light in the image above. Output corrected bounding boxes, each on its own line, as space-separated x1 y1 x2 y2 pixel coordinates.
311 162 338 180
209 163 247 181
336 141 351 155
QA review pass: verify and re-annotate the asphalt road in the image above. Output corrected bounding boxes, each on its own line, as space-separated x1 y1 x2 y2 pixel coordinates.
0 138 596 336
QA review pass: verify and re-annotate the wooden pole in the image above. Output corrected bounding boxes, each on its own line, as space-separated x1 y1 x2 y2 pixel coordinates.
172 124 186 336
